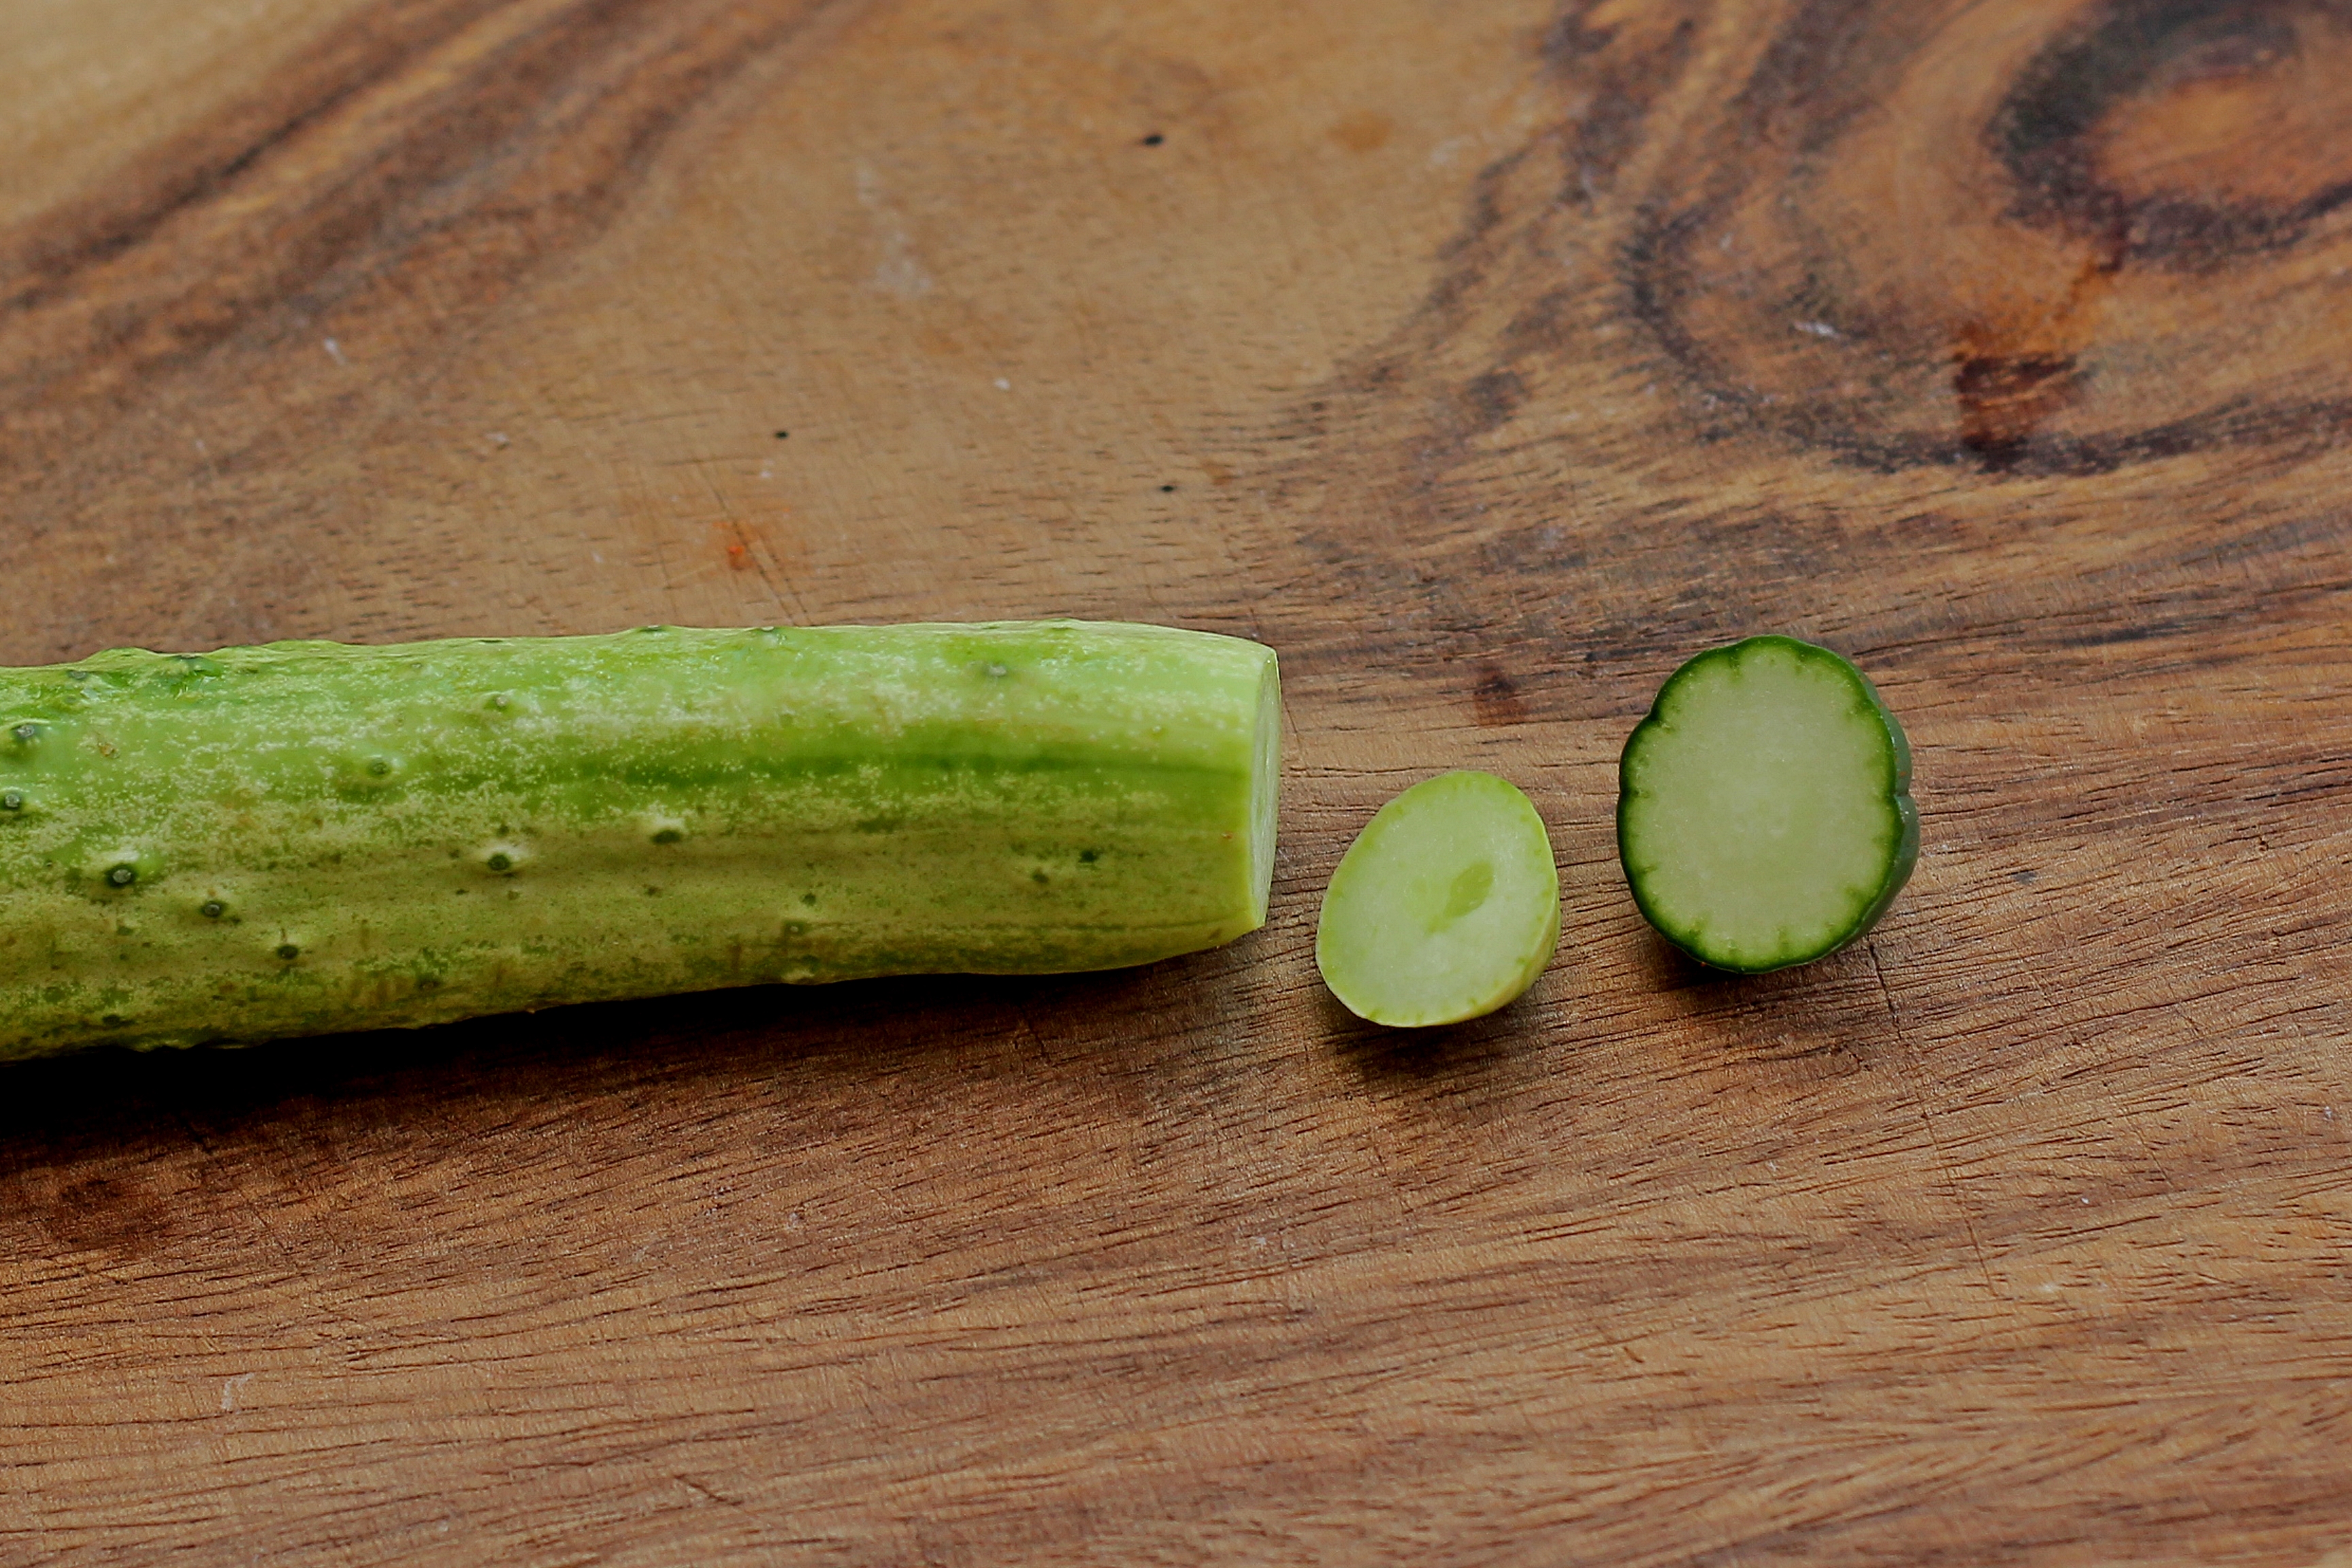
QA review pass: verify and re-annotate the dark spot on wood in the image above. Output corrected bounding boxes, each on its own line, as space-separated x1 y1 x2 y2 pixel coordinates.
1328 111 1393 154
1460 370 1525 436
1543 9 1620 64
1139 132 1164 146
1501 289 1578 357
33 1171 175 1256
1953 351 2080 471
1471 664 1529 727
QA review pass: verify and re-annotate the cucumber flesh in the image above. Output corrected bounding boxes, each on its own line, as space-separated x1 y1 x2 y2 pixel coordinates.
1618 636 1916 973
1316 770 1560 1028
0 621 1279 1060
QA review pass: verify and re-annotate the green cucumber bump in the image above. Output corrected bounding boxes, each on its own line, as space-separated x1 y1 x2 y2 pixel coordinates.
0 620 1281 1060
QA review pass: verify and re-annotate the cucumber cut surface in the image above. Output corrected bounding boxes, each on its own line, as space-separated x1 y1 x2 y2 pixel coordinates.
1316 770 1560 1028
1618 636 1916 973
0 620 1279 1060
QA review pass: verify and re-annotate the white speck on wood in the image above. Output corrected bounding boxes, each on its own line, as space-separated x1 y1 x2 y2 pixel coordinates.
856 162 935 298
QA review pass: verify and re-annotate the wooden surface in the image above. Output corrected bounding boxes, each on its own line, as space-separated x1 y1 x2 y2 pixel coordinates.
4 0 2351 1561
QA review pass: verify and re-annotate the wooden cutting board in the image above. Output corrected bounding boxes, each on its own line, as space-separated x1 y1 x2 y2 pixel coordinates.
5 1 2350 1561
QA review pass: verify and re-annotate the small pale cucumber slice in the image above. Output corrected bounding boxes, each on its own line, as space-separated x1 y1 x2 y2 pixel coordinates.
1618 636 1916 973
1316 770 1561 1028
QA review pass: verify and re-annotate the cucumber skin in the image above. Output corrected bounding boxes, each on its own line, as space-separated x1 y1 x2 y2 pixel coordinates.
1617 636 1917 975
0 621 1279 1060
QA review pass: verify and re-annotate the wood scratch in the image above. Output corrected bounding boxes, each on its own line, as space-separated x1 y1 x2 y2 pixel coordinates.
1872 939 2002 1301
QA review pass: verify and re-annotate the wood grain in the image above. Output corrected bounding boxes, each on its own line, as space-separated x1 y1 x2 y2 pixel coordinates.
4 0 2351 1562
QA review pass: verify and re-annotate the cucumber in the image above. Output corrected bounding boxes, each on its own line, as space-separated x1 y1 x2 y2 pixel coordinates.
0 621 1279 1060
1315 770 1560 1028
1617 636 1916 973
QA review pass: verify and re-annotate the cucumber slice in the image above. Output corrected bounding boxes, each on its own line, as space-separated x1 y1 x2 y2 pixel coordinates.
1315 770 1561 1028
1617 636 1916 973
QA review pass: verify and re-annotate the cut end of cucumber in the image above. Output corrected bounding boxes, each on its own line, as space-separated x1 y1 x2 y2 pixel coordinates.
1618 636 1916 973
1316 770 1561 1028
1245 652 1282 928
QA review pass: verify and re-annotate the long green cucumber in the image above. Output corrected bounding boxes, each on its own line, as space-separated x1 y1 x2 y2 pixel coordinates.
0 620 1279 1060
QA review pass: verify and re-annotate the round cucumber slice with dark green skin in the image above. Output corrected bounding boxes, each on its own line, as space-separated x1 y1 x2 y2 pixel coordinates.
1618 636 1916 974
1316 770 1561 1028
